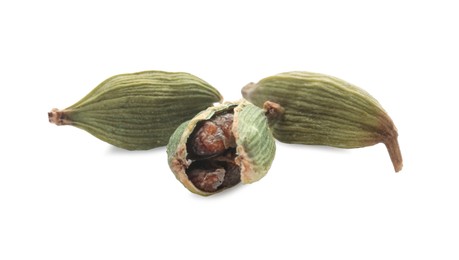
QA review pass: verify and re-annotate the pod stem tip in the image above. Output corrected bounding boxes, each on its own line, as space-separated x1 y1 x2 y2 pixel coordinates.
48 108 71 126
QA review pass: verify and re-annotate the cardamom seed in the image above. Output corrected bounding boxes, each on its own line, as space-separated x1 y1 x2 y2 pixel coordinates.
167 101 276 196
242 71 402 172
49 70 222 150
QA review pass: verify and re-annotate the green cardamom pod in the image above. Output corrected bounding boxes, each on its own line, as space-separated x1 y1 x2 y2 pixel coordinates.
167 100 276 196
242 71 402 172
49 70 222 150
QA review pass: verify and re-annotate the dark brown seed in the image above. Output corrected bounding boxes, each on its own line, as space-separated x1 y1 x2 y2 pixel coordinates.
188 113 235 158
187 166 226 192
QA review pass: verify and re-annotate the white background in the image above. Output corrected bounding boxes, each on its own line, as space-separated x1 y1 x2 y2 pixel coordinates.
1 0 458 259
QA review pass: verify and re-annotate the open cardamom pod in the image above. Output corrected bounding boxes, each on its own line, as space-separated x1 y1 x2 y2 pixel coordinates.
48 70 222 150
167 101 276 196
242 71 402 172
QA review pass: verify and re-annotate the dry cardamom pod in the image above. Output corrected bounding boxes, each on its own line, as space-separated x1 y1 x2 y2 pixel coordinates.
48 70 222 150
167 100 276 196
242 71 402 172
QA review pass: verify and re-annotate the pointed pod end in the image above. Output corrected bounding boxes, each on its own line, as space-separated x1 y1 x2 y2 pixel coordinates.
378 113 403 172
241 82 257 101
48 108 71 126
384 135 403 172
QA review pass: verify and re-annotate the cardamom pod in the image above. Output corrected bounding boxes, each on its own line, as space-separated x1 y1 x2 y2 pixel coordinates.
167 100 276 196
48 70 222 150
242 71 402 172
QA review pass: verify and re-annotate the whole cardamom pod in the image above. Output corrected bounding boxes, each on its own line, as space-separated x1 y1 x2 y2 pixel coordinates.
49 70 222 150
242 71 402 172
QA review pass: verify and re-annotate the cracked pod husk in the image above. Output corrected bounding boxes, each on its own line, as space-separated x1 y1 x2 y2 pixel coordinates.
166 101 276 196
242 71 403 172
48 70 222 150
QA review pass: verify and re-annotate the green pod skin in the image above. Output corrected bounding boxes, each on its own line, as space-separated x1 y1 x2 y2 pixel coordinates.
242 71 402 172
167 101 276 196
48 70 222 150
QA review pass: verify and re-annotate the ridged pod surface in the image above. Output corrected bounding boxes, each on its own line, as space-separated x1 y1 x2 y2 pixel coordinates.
167 101 276 196
48 70 222 150
242 71 402 172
